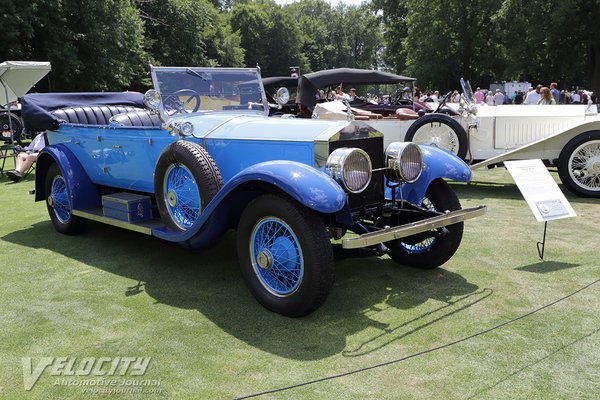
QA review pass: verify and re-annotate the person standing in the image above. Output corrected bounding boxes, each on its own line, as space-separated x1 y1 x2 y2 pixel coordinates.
485 91 494 105
523 85 542 105
571 90 581 104
550 82 560 104
493 89 504 106
473 87 484 103
536 87 556 105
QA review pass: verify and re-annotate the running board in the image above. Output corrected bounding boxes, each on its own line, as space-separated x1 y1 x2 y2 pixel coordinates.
72 208 165 235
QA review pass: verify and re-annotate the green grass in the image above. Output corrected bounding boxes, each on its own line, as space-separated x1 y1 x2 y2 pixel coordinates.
1 165 599 399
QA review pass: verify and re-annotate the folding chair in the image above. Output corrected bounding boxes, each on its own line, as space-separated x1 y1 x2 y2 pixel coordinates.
0 144 16 176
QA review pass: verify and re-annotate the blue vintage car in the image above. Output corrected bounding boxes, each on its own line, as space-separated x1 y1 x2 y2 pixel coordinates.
21 66 485 317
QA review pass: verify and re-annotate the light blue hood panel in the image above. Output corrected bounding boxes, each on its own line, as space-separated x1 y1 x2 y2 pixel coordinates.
187 113 348 141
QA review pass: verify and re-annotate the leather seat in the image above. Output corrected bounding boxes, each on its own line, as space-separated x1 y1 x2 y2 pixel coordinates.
110 109 162 127
52 105 140 126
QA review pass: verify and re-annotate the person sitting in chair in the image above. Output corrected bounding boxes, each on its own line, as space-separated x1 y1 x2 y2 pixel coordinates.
6 132 46 182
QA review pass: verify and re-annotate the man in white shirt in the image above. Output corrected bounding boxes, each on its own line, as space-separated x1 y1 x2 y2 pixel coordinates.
523 85 542 105
493 89 505 106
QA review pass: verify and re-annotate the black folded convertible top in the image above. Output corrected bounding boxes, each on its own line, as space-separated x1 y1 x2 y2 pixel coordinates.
21 92 145 131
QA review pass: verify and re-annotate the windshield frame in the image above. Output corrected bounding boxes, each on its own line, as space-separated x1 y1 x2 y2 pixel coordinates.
150 66 269 120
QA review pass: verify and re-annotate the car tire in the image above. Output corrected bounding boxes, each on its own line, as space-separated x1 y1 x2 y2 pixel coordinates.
237 194 334 317
0 113 23 142
558 130 600 197
405 113 468 160
386 179 463 269
154 141 223 231
45 163 88 235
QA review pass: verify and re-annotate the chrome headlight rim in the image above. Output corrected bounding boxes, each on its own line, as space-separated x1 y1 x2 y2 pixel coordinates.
326 147 372 194
385 142 423 184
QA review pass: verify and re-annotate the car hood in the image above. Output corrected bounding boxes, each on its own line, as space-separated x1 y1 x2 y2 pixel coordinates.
178 113 354 143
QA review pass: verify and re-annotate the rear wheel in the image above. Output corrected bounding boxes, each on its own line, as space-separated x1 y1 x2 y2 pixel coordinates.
0 113 23 142
405 114 468 160
558 131 600 197
386 179 463 269
237 194 334 317
45 163 87 235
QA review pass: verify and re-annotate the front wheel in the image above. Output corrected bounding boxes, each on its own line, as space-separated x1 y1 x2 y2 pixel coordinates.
45 163 87 235
558 131 600 197
237 194 334 317
405 113 468 160
386 179 463 269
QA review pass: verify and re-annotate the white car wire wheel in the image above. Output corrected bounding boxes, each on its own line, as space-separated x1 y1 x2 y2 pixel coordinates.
558 131 600 197
405 113 468 160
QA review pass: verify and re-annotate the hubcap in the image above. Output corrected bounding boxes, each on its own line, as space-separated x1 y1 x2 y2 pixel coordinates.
167 190 177 207
250 217 303 297
256 249 273 269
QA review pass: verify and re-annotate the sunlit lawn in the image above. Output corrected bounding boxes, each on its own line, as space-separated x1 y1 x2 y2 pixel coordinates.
1 162 599 399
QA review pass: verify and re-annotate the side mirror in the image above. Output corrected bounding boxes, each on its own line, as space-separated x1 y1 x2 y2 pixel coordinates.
144 89 161 111
274 87 290 107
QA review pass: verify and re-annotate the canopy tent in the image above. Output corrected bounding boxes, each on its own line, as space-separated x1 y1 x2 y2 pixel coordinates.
0 61 51 142
0 61 51 105
296 68 415 108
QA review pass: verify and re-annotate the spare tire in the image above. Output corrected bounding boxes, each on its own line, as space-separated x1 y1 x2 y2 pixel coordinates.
405 113 468 160
154 141 223 231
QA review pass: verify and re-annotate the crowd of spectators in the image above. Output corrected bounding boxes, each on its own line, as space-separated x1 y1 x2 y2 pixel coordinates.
460 82 595 106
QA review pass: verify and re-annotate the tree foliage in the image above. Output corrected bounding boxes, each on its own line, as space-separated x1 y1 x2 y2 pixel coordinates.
1 0 598 94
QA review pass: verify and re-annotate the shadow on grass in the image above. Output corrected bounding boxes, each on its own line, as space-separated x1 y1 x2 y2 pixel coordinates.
516 261 580 273
3 220 484 360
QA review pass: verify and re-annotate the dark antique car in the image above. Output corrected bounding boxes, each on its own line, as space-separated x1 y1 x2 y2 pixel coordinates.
22 66 486 317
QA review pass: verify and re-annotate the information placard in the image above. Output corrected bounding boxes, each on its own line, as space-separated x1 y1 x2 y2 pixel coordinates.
504 159 577 222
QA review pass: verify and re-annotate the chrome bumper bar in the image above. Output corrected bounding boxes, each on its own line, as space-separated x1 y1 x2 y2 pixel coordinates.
342 205 487 249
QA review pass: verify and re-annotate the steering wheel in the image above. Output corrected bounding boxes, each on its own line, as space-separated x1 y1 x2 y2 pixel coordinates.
434 91 452 113
163 89 201 115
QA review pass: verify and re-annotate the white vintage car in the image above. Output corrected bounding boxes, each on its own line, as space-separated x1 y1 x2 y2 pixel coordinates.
313 79 600 198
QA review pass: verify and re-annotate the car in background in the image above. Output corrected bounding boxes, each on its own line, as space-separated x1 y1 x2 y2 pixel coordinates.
22 66 485 317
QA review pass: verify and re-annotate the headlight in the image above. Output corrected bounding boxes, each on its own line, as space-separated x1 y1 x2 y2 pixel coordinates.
167 120 194 137
143 89 161 111
385 142 423 183
326 148 372 193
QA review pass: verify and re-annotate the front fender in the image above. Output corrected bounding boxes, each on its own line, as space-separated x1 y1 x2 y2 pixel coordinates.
34 144 100 209
152 160 346 243
392 145 472 204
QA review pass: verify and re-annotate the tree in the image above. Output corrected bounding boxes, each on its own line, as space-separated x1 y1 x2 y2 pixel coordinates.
136 0 239 68
231 0 308 76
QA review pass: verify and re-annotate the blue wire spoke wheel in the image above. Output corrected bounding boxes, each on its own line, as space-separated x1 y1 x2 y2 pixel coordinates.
387 179 463 269
399 196 436 254
163 163 201 230
50 175 71 223
250 217 304 297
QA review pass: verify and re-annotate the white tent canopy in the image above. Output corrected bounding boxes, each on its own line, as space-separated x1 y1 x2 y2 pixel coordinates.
0 61 51 105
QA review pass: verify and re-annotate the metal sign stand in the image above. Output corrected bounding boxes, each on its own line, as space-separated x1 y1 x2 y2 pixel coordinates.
536 221 548 260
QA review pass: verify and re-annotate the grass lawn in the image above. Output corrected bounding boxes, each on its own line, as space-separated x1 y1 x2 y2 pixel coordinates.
0 161 599 399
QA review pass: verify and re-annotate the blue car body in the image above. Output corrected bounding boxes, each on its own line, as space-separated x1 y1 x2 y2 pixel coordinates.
22 66 485 316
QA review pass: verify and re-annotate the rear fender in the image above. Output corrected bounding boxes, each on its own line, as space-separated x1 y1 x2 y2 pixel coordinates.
390 145 471 204
35 144 100 209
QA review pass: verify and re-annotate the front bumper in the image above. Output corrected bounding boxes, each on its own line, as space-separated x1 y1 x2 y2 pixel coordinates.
342 205 487 249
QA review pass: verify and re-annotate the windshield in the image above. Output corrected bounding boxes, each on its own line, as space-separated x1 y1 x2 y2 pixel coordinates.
151 67 267 118
460 78 474 104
